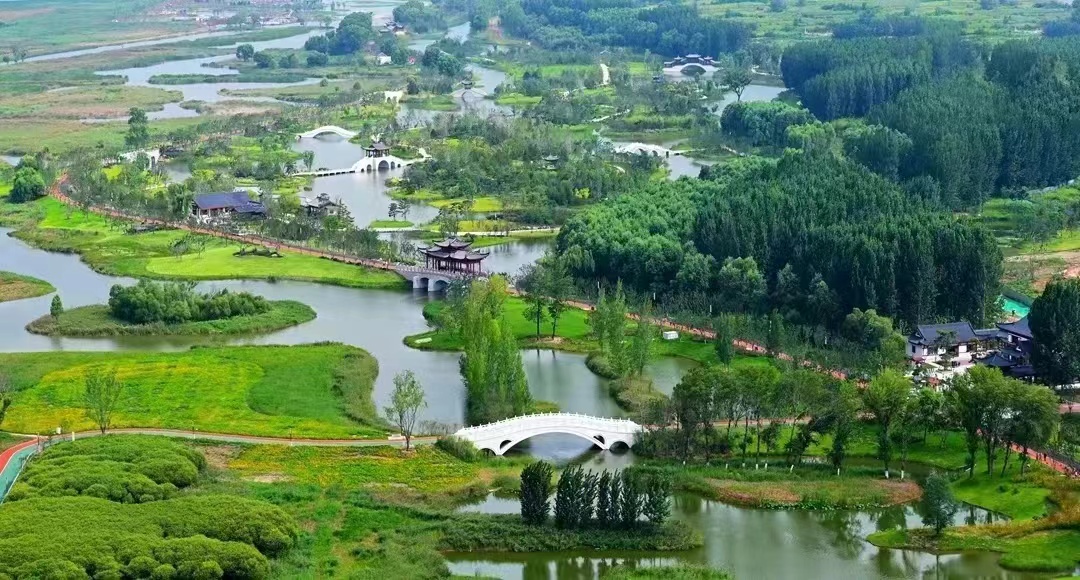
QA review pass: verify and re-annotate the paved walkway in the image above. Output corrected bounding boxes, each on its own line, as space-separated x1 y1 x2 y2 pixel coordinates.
7 428 437 448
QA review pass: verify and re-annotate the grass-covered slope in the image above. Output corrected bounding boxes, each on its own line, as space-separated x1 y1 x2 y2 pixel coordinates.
1 344 384 438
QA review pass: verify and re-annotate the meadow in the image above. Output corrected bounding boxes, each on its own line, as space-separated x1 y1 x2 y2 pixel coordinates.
26 300 316 337
0 344 385 438
0 270 53 302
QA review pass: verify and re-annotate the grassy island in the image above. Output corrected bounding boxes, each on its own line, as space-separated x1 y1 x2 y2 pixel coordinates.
26 300 315 337
0 344 384 439
0 271 54 303
0 197 405 290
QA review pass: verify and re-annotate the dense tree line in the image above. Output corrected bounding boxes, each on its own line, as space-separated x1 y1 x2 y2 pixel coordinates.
304 12 377 55
719 101 814 148
642 357 1059 480
784 34 1080 208
781 34 976 121
393 0 448 32
519 462 670 529
440 277 532 425
438 0 750 56
557 151 1003 329
108 280 271 325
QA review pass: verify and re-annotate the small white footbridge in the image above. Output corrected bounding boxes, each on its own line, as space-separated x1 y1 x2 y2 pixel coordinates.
297 125 358 140
293 125 429 176
453 413 643 456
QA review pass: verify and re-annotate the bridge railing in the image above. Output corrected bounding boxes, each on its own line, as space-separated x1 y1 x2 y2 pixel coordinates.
455 413 640 434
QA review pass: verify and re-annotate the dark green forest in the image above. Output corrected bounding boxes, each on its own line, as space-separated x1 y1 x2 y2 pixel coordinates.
783 35 1080 208
557 153 1002 329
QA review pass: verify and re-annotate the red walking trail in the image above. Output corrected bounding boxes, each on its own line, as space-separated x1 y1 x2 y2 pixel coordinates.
41 188 1078 477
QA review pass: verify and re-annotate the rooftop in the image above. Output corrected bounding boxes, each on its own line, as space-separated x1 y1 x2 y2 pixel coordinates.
193 191 265 213
998 316 1032 340
364 141 390 151
910 322 998 346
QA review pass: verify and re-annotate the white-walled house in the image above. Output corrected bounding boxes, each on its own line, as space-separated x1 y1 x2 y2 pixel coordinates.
907 322 998 367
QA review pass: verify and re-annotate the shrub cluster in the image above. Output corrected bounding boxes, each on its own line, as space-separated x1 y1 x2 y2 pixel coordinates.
0 436 298 579
108 280 270 325
8 436 205 503
433 436 483 462
0 496 295 579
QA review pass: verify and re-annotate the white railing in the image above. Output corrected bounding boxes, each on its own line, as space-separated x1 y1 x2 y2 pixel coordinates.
455 413 640 434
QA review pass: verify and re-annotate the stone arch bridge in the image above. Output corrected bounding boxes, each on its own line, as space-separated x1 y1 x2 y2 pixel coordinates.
390 265 480 292
453 413 643 456
296 125 358 140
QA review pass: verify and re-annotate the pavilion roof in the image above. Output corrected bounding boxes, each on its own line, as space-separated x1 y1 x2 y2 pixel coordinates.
432 237 473 250
421 248 488 261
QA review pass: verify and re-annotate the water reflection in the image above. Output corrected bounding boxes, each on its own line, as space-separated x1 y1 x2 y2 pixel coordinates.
450 487 1030 580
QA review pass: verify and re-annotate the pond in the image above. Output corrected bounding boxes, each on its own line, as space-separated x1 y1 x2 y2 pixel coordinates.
448 450 1030 580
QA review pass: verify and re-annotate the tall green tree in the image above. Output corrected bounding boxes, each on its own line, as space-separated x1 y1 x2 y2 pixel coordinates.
863 369 913 478
672 366 715 462
125 107 150 149
627 307 656 377
384 370 426 450
10 167 45 203
827 382 861 474
713 314 734 365
519 461 553 526
459 277 531 425
83 368 125 434
517 263 549 338
1030 278 1080 387
921 473 958 536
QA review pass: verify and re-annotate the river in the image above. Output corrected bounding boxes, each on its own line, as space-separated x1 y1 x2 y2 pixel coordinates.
0 220 1041 580
1 6 1027 578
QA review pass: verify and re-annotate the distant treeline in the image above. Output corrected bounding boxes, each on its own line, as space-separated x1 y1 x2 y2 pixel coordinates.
435 0 751 55
782 34 1080 207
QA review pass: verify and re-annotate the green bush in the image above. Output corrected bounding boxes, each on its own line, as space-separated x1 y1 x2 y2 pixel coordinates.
0 496 296 578
434 436 483 462
8 436 204 503
108 280 271 325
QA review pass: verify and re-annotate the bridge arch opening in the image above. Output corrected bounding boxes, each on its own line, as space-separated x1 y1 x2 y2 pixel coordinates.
431 279 449 292
377 159 390 171
609 440 631 453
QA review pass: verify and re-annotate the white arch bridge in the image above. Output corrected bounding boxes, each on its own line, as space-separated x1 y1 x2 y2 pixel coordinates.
453 413 643 456
297 125 358 140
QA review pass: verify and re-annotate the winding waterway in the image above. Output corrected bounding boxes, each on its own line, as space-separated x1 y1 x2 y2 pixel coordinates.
0 5 1037 577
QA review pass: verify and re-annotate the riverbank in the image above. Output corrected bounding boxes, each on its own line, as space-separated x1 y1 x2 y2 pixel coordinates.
25 300 315 337
0 344 385 439
0 271 53 302
0 196 405 290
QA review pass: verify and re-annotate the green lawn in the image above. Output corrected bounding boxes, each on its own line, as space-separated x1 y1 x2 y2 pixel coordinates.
409 296 772 372
494 92 543 107
3 197 405 289
429 195 504 212
1 344 385 438
0 270 53 302
368 219 415 229
26 301 316 337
